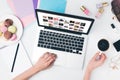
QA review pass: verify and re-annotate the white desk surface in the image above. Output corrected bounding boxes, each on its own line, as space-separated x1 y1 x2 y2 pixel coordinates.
1 0 120 80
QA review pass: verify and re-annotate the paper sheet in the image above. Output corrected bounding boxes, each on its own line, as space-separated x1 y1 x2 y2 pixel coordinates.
33 0 38 9
38 0 67 13
7 0 36 27
0 41 32 79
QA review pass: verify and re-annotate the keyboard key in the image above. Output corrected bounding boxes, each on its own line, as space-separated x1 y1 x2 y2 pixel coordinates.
51 46 65 51
38 44 40 47
72 50 77 53
46 45 50 48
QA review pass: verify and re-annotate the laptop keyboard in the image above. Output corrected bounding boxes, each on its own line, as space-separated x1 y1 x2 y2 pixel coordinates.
37 30 85 54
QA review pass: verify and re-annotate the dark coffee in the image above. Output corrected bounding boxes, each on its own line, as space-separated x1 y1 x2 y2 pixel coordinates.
98 39 109 51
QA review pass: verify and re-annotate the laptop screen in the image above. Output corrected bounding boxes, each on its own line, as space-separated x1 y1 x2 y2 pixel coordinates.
36 9 94 34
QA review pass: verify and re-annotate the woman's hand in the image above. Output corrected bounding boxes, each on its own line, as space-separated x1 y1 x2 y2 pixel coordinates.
87 52 106 72
34 52 57 71
84 52 106 80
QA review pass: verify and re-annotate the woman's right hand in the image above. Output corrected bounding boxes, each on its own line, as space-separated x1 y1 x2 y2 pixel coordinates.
86 52 107 72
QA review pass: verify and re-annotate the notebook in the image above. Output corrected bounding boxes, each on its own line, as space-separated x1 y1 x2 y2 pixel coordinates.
38 0 67 13
0 41 32 78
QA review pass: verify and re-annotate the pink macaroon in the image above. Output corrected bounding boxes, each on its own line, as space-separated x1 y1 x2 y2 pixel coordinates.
0 26 7 33
10 34 17 41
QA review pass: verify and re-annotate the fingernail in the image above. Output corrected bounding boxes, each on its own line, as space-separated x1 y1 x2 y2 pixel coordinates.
96 55 101 61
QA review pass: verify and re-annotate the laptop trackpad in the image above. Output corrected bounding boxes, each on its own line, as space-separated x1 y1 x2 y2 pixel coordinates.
66 54 84 69
54 51 84 69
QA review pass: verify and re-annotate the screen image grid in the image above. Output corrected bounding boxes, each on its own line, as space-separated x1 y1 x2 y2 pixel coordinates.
38 12 92 33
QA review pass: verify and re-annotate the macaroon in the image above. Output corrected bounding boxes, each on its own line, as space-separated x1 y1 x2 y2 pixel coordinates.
0 30 2 36
4 19 13 27
10 34 17 41
8 25 17 33
4 31 13 40
0 26 7 33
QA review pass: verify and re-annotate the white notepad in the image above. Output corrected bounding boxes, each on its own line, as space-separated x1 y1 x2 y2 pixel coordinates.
0 41 32 79
11 41 32 77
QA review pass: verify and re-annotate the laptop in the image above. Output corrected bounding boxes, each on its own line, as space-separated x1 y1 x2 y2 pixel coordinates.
32 9 94 69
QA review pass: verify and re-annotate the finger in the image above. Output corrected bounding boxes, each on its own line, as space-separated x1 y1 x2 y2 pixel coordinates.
100 53 107 61
45 53 56 62
45 54 53 61
41 52 50 59
97 54 106 64
93 52 100 59
51 53 57 58
41 52 49 58
46 58 55 65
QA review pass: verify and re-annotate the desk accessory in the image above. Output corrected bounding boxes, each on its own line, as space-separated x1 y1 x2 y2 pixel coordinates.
11 43 20 72
80 6 90 15
109 23 120 70
10 41 33 76
95 7 104 18
113 40 120 52
110 54 120 70
38 0 67 13
96 2 109 9
95 2 109 18
111 23 116 29
111 23 120 34
111 23 120 52
96 39 109 60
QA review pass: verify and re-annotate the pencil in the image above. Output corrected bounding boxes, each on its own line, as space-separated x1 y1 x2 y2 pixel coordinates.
11 43 20 72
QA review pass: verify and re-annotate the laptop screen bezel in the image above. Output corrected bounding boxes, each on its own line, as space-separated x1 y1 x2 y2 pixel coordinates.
35 9 94 35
